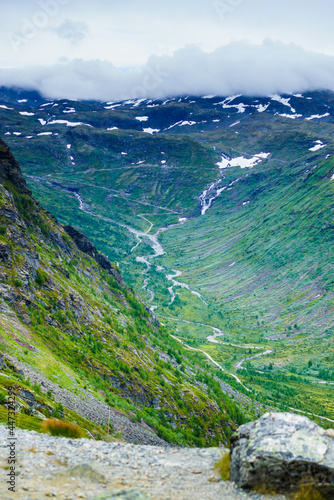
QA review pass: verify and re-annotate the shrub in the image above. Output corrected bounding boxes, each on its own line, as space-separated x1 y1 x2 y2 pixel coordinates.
13 279 23 288
41 419 83 438
214 452 230 481
0 226 6 236
35 268 48 286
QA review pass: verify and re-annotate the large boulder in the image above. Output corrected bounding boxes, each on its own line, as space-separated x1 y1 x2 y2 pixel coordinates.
230 412 334 497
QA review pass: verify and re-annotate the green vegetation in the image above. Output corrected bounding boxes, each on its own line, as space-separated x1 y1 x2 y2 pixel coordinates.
214 452 231 481
42 418 84 438
1 90 334 436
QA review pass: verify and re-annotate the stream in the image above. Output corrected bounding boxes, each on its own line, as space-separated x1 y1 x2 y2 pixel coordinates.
73 191 274 384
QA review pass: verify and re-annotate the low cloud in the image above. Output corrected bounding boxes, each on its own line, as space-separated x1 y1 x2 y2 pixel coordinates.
53 19 89 45
1 40 334 101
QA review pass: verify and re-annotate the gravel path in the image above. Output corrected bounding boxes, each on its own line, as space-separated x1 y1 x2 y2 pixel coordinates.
5 355 169 446
0 426 287 500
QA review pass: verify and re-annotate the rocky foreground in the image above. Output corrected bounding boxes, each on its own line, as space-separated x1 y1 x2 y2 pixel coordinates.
0 425 287 500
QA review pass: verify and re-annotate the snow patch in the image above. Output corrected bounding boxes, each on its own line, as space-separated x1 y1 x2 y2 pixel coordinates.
217 152 270 169
104 104 121 110
37 132 52 136
306 113 330 121
19 111 35 116
309 140 327 152
255 103 270 113
17 99 28 103
180 121 197 126
38 118 47 125
143 128 160 134
0 105 13 110
277 113 302 119
107 127 118 131
135 116 149 122
271 94 296 113
47 120 92 127
216 95 247 113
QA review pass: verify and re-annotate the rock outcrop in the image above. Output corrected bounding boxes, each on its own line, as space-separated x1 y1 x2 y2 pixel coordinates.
0 137 31 194
230 412 334 497
64 225 124 285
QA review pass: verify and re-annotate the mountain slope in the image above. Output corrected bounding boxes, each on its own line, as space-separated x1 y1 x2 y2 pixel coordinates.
0 137 248 446
1 88 333 425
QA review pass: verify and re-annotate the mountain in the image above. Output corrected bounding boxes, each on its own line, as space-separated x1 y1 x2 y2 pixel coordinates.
0 136 249 446
0 87 333 426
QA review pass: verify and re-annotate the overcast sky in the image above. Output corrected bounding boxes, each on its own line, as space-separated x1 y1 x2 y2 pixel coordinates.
0 0 334 100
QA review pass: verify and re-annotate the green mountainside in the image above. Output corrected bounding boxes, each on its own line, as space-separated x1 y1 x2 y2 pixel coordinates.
0 88 333 426
0 137 247 446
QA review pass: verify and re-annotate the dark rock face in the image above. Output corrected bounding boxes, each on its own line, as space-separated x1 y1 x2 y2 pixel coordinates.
0 138 31 195
64 225 124 285
0 243 11 262
230 412 334 497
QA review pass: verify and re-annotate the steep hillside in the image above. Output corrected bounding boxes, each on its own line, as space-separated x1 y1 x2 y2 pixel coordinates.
0 137 248 447
0 88 333 425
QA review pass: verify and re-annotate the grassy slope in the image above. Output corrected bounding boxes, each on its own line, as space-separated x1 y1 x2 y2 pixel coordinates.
0 162 247 446
1 91 333 423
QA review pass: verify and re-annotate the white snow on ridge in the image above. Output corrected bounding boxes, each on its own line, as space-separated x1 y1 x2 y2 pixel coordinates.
277 113 303 120
47 120 92 127
293 94 304 98
309 140 327 152
63 108 76 114
216 95 247 114
135 116 148 122
13 132 21 136
330 174 334 181
217 152 270 170
179 121 196 127
255 104 270 113
143 128 160 134
271 94 296 113
38 118 47 125
17 99 28 103
0 105 13 110
19 111 35 116
107 127 118 131
306 113 330 121
230 121 240 127
104 104 121 110
202 95 216 99
37 132 52 136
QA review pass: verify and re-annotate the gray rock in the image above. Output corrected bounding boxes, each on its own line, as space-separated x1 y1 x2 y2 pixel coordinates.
58 464 106 483
230 412 334 496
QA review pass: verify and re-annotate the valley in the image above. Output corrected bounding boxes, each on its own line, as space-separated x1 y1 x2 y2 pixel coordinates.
1 88 333 429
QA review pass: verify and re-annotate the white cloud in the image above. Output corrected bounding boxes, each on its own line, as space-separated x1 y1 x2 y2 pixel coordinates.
53 19 89 45
1 41 334 101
